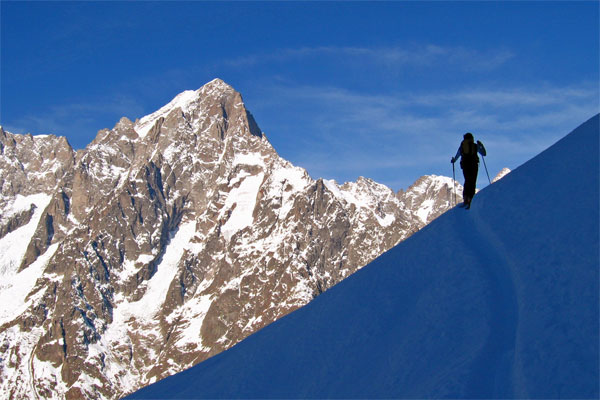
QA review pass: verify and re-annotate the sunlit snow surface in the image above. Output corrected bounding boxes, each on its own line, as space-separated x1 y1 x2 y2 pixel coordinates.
0 194 53 325
134 90 199 138
221 172 265 241
324 178 397 227
129 115 599 399
107 221 199 329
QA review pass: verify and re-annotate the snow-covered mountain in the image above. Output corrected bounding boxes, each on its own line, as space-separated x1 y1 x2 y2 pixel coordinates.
128 115 599 399
0 79 463 399
492 167 511 183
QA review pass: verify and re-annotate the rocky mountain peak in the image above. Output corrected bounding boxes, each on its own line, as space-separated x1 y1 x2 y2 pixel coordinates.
493 167 511 183
200 77 236 96
399 175 460 225
0 129 75 203
0 78 461 399
132 79 260 142
115 116 134 131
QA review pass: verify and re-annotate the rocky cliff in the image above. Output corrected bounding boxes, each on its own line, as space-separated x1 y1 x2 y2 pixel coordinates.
0 79 463 399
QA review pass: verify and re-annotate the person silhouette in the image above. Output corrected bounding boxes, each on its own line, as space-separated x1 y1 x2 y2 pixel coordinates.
451 132 486 209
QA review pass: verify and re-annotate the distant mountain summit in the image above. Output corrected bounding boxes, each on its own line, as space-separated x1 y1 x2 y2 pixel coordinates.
493 167 511 183
1 79 461 399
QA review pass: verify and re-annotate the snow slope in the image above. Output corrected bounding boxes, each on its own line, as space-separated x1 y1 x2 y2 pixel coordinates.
127 115 599 399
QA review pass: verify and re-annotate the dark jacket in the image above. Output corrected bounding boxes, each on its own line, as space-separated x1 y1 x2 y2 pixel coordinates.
452 139 486 169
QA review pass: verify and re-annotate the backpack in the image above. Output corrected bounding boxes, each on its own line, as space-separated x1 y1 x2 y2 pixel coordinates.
460 139 479 167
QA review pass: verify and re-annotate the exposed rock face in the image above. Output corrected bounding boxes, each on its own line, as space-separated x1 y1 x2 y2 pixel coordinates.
493 167 511 183
0 79 461 399
398 174 462 227
0 127 75 201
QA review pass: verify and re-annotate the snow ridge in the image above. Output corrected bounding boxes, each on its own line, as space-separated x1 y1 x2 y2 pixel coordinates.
128 114 599 400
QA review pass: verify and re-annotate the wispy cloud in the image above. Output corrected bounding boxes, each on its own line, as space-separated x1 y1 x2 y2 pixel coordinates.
224 44 514 72
251 81 598 189
413 85 598 108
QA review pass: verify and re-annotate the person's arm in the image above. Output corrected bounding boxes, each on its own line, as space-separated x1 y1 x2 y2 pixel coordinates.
451 147 461 163
477 140 487 156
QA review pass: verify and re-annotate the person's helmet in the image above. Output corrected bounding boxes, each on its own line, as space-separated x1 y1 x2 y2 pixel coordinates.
464 132 474 140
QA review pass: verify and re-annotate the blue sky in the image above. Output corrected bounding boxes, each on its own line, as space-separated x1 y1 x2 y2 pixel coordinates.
1 1 598 191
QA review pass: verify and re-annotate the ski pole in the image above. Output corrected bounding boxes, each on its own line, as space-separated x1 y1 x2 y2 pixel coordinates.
482 155 491 184
452 161 456 206
477 140 492 185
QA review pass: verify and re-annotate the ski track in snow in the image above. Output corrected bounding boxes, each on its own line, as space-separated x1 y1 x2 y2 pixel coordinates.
461 207 519 398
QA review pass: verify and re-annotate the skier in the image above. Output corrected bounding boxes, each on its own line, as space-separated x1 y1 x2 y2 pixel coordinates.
451 132 486 209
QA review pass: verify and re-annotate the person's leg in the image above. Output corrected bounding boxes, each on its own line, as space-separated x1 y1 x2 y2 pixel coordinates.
463 164 478 206
462 170 471 205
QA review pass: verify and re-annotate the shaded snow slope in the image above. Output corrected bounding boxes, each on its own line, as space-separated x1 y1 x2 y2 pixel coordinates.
129 114 599 399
